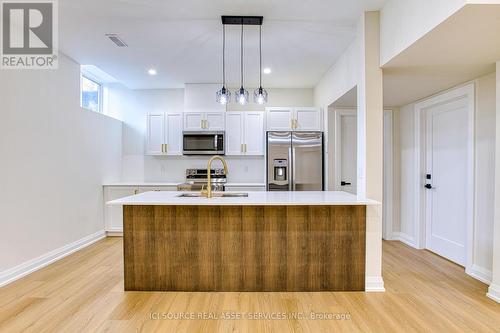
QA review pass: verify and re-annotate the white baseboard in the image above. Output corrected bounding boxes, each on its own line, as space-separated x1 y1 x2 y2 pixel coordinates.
487 283 500 303
0 230 106 288
392 232 417 248
466 265 492 285
106 230 123 237
365 276 385 292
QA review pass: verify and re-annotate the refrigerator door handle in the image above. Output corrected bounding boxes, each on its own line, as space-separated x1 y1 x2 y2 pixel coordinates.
291 146 296 191
288 146 293 191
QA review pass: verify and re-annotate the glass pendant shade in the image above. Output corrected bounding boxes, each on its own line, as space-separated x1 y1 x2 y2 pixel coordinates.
235 86 249 105
216 86 231 105
254 86 268 104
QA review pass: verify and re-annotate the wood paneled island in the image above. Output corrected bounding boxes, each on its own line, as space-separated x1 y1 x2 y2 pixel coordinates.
108 191 379 292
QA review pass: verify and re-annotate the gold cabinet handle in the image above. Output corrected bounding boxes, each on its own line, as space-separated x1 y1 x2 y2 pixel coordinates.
244 143 247 153
205 120 208 129
161 144 164 153
291 118 294 129
165 144 168 154
201 119 204 129
241 143 244 153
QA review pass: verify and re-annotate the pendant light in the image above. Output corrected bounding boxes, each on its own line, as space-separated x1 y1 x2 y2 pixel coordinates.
216 24 231 104
254 25 268 104
234 24 249 105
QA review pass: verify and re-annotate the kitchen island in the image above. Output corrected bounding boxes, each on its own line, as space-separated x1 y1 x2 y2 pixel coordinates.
108 191 379 292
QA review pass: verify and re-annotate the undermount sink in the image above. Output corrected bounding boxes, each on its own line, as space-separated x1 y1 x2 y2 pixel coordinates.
176 192 248 198
219 193 249 197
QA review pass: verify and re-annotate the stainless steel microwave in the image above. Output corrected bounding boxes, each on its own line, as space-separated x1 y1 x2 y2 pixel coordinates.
183 131 225 155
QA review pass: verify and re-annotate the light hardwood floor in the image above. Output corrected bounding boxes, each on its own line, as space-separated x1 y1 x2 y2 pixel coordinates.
1 238 499 332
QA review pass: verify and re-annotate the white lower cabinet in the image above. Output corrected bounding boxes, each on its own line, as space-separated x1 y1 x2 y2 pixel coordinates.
104 185 177 234
225 111 265 156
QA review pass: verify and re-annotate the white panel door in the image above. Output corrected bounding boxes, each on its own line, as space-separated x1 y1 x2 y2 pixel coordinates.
225 112 244 155
244 112 265 155
266 107 293 131
146 113 165 155
165 112 183 155
205 112 225 131
184 112 204 131
295 108 321 131
425 97 469 266
337 112 357 194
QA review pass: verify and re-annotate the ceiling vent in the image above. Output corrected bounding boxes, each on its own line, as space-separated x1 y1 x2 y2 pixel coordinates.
105 34 128 47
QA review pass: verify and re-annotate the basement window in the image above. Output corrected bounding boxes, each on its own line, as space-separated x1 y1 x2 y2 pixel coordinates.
80 74 102 113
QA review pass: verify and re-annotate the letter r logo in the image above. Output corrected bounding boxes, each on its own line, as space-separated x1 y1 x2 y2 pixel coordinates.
2 2 53 54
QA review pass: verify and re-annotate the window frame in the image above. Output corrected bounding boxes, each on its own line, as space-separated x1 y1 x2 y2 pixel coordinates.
80 73 103 113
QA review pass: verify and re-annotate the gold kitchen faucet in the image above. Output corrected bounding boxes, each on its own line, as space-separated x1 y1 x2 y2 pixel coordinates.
202 155 228 198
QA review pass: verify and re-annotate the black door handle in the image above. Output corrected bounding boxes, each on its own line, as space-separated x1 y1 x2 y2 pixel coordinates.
341 181 351 186
425 184 433 189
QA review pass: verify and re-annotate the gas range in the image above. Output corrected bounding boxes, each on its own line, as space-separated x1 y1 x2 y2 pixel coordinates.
177 168 227 192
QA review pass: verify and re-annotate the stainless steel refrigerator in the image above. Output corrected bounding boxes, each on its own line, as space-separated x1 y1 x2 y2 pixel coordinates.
266 131 324 191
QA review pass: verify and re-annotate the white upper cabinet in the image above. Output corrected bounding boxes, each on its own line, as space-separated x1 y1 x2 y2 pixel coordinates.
225 111 265 156
146 112 183 156
205 112 225 131
146 113 165 155
165 113 183 155
225 112 244 155
244 112 265 155
183 112 225 131
266 107 294 131
184 112 204 131
295 107 322 131
266 107 322 131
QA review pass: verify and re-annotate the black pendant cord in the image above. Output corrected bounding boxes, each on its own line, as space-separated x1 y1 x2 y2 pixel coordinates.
240 23 244 89
259 25 262 90
222 24 226 88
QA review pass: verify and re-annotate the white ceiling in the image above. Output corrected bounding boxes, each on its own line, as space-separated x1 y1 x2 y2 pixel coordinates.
383 4 500 107
59 0 386 89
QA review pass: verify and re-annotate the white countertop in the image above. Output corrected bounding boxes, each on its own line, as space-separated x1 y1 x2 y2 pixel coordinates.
103 182 180 187
107 191 380 206
103 182 266 187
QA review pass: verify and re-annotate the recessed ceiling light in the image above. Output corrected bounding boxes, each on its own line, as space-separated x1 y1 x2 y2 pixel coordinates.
148 68 157 76
263 68 271 74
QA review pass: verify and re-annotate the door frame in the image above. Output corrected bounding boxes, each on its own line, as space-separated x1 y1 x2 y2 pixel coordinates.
333 108 395 240
414 83 475 270
333 108 357 191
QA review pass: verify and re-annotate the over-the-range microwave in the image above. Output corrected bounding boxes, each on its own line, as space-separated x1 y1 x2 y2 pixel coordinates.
183 131 225 155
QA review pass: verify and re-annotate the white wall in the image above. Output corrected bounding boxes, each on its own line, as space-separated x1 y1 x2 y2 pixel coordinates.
474 73 496 273
394 74 496 281
0 54 122 277
380 0 466 65
314 12 385 291
394 103 419 245
314 38 360 110
488 62 500 302
106 84 313 183
380 0 500 66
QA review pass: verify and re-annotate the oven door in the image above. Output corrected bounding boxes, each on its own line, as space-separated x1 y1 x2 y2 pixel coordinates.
183 131 225 155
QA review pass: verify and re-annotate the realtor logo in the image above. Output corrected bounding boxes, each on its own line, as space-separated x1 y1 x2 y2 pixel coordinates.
1 0 58 69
